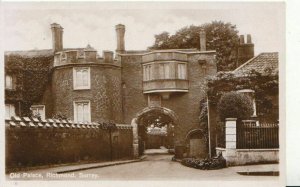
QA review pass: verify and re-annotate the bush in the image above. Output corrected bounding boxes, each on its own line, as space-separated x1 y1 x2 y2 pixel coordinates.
217 91 254 121
181 154 226 170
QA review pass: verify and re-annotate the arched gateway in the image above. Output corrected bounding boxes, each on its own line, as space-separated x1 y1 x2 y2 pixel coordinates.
131 107 178 158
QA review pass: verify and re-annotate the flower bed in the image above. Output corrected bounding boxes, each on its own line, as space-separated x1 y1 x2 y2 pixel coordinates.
181 154 226 170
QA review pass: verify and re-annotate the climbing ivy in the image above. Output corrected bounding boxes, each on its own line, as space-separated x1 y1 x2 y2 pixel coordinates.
5 54 53 116
207 69 279 122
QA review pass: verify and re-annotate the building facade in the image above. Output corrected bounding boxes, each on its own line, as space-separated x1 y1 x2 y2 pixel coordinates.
5 23 255 158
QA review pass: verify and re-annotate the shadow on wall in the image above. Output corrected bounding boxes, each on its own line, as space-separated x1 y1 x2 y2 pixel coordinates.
5 117 133 173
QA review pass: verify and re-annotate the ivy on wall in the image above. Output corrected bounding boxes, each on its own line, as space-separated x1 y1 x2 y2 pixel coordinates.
5 54 53 116
207 69 279 122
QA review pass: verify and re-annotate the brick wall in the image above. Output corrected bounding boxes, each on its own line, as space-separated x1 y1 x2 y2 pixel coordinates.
5 117 133 172
48 64 123 123
121 52 217 155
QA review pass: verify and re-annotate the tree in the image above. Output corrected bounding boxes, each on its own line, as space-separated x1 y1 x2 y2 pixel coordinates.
149 21 239 71
217 91 254 121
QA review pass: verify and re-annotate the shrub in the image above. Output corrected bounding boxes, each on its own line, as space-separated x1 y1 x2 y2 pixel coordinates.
217 91 254 121
181 153 226 170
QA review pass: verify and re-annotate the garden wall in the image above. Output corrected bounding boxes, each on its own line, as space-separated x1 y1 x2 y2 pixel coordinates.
5 117 133 172
216 148 279 165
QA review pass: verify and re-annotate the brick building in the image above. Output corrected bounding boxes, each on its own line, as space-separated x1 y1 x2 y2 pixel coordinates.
4 23 254 158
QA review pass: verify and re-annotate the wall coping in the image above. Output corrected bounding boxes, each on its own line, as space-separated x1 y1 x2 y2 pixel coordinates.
216 147 279 152
52 62 121 70
118 50 216 57
216 147 226 151
236 148 279 152
5 116 132 130
225 118 237 121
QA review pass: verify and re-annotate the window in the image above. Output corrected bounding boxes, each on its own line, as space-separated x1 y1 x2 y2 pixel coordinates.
30 105 45 120
237 89 257 117
178 63 187 79
5 104 15 119
159 63 170 79
73 67 90 90
74 101 91 123
143 64 153 81
5 75 13 90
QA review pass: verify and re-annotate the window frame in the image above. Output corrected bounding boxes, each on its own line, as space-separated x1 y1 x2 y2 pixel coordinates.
5 75 14 90
178 63 187 80
73 100 91 123
5 104 16 119
143 64 153 81
30 105 46 120
159 63 170 79
73 67 91 90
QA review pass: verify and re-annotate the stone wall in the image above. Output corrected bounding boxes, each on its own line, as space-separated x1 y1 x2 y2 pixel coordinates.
216 148 279 166
5 117 133 172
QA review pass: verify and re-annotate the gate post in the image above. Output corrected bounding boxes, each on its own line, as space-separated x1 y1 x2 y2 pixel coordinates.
131 118 139 158
224 118 237 166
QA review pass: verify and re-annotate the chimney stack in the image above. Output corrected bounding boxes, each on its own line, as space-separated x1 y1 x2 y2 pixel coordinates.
237 34 254 68
246 34 252 43
239 35 245 44
51 23 63 52
115 24 125 54
199 29 206 51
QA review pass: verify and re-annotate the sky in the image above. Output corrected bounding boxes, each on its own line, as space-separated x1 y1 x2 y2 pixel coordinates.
2 2 285 55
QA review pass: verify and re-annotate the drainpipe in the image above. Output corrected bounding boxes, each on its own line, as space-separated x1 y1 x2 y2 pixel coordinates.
18 101 21 116
207 97 211 158
109 128 112 161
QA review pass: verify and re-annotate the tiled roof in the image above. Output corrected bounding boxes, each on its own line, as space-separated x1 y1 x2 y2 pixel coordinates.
5 49 54 57
232 52 279 77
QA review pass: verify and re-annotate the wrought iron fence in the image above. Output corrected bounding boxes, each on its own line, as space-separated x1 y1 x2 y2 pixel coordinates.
237 120 279 149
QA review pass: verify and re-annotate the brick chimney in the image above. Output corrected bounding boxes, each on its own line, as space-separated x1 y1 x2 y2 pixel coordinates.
199 29 206 51
236 34 254 68
115 24 125 54
51 23 63 52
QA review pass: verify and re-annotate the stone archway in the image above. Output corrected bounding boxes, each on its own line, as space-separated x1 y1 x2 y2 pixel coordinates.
185 129 207 159
131 107 178 158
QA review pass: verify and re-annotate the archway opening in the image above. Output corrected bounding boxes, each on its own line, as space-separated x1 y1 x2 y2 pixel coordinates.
185 129 208 158
135 107 177 156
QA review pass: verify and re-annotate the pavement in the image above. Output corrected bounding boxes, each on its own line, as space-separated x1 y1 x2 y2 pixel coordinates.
6 149 279 181
144 147 169 154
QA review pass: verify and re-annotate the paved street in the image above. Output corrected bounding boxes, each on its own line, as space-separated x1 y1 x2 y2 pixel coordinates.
72 154 278 180
7 152 279 181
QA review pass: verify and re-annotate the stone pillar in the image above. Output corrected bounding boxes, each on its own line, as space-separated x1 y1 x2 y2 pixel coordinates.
131 118 139 158
225 118 237 165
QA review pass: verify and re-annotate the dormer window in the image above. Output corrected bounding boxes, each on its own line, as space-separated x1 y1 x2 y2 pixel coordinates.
73 67 90 90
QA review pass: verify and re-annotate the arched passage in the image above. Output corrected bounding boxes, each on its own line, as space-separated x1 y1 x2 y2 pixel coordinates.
185 129 208 158
131 107 178 157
